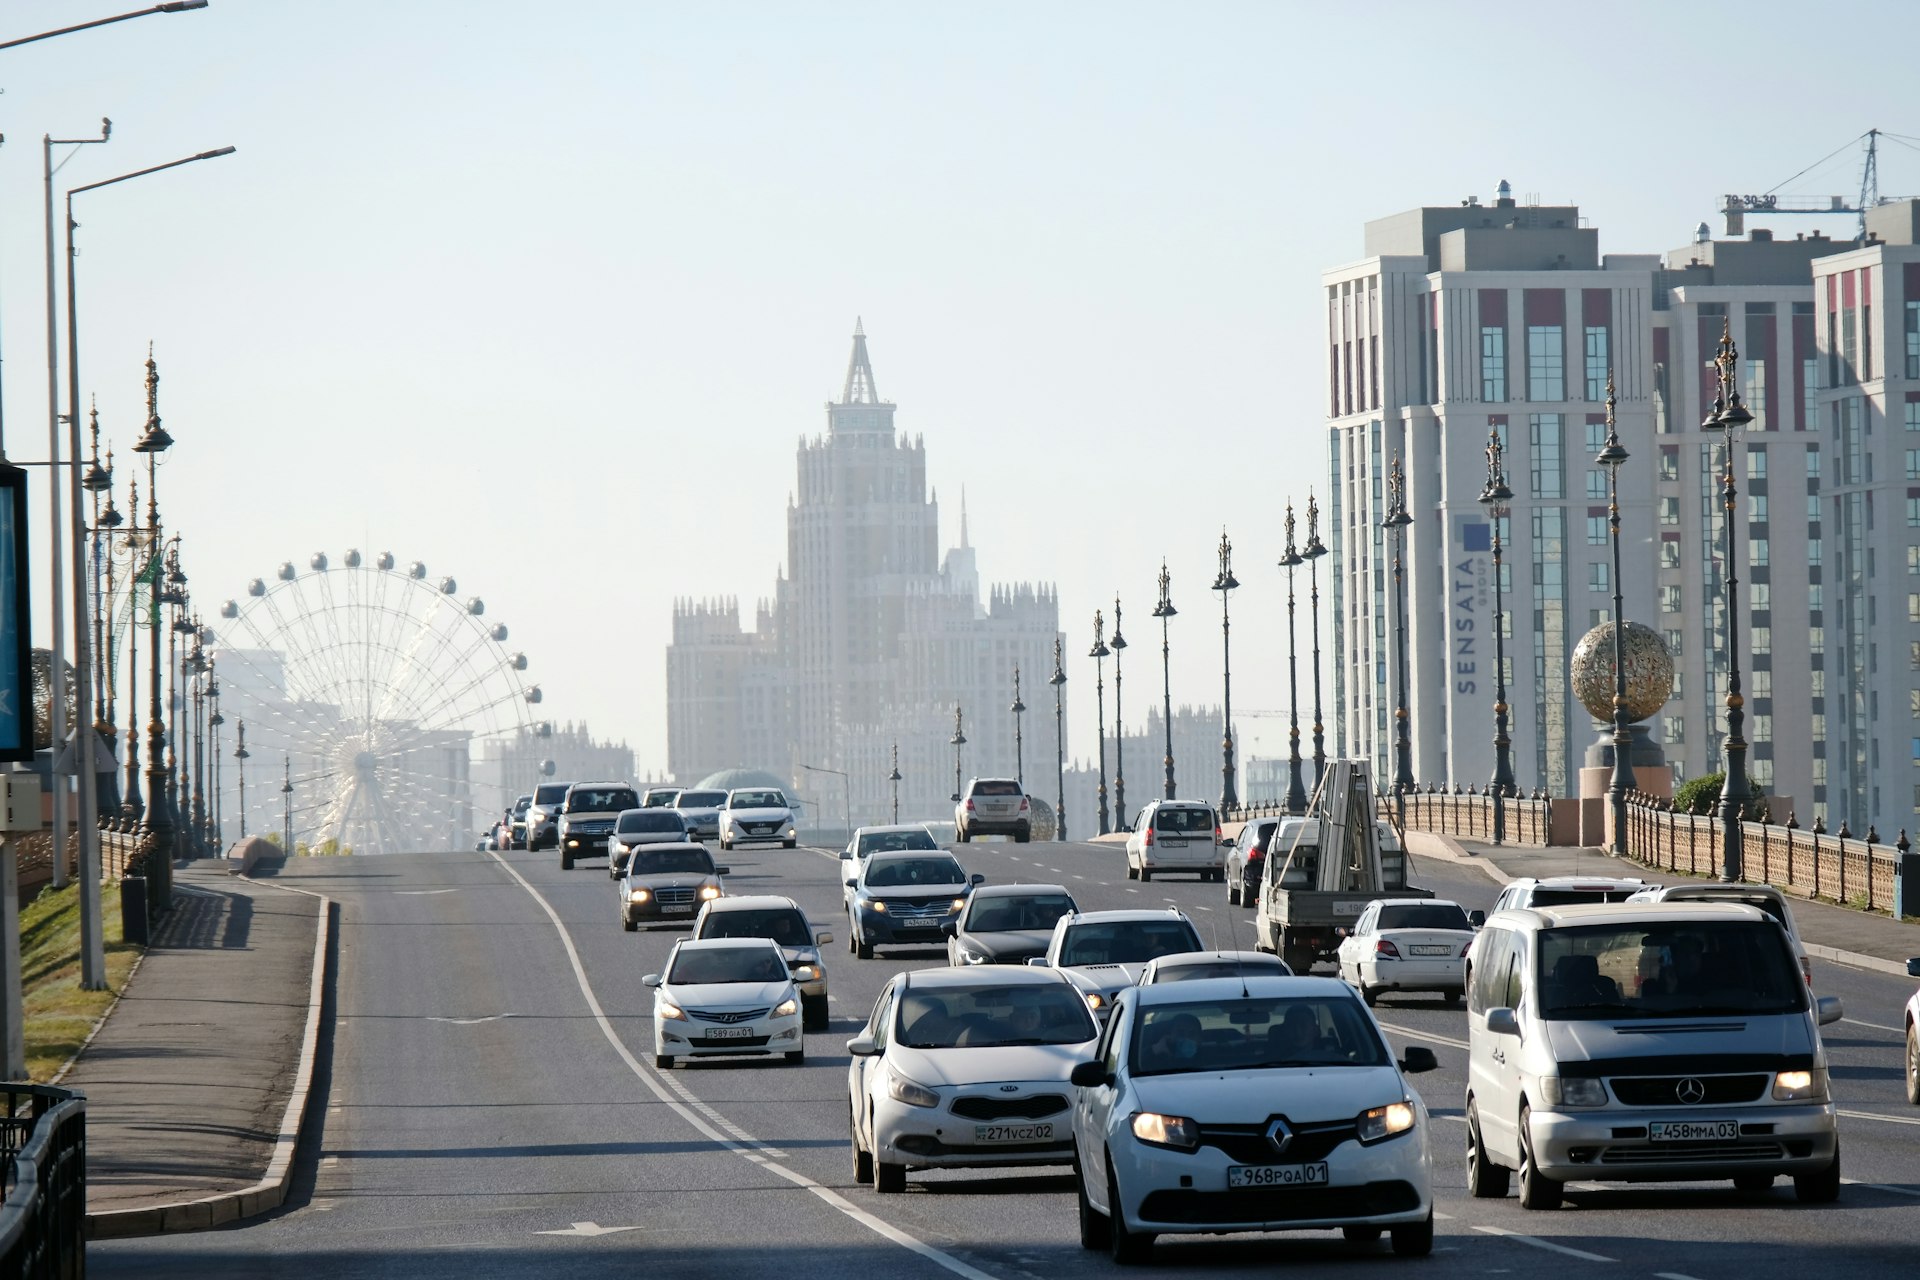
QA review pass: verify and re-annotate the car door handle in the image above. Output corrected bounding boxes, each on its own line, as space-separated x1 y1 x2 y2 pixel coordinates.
1490 1047 1505 1065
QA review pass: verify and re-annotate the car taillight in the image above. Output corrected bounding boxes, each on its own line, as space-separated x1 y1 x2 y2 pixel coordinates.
1801 956 1812 985
1144 828 1155 847
1018 796 1030 810
1460 941 1473 957
1375 939 1401 959
1248 848 1263 862
1215 826 1222 842
966 799 976 811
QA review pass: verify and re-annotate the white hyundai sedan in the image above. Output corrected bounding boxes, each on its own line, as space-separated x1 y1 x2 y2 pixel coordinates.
645 938 806 1069
1070 974 1437 1263
1334 898 1476 1006
847 966 1098 1193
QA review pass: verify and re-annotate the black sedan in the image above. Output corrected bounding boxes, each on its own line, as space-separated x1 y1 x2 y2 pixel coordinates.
942 883 1079 965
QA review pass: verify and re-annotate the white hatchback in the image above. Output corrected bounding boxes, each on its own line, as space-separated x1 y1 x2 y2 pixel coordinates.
1070 975 1437 1263
645 938 806 1069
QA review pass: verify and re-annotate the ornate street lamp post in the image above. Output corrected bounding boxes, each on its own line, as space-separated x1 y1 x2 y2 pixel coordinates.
949 704 967 804
1383 453 1415 820
1280 504 1308 814
1595 373 1636 856
1703 320 1755 881
1212 531 1240 812
234 719 250 838
1090 611 1111 835
121 475 145 822
282 755 294 852
1153 560 1177 800
1304 493 1328 789
208 661 223 849
132 349 175 908
1479 427 1517 843
1010 666 1026 789
887 744 901 825
1111 595 1127 831
188 631 207 853
1048 639 1067 842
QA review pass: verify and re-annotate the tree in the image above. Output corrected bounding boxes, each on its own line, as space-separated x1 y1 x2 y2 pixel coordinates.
1672 771 1768 821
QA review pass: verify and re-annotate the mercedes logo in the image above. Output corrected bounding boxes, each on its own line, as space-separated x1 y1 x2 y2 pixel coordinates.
1675 1077 1707 1105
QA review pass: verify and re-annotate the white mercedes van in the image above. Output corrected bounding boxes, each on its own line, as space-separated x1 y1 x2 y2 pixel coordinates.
1463 901 1843 1208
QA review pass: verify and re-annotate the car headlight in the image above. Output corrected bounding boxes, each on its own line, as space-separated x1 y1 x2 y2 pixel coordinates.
959 947 989 965
630 889 651 903
1539 1076 1608 1108
658 1001 685 1021
772 996 799 1018
1773 1068 1829 1102
1357 1101 1419 1143
699 885 721 900
792 965 820 982
887 1070 940 1109
1083 991 1106 1011
1131 1111 1199 1151
786 827 797 839
948 897 966 913
867 900 888 913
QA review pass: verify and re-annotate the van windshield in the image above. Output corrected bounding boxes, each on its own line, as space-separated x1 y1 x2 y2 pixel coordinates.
1536 920 1806 1020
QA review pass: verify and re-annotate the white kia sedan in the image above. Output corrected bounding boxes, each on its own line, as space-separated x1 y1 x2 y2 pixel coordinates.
645 938 806 1069
847 966 1098 1193
1070 974 1437 1263
1334 899 1476 1006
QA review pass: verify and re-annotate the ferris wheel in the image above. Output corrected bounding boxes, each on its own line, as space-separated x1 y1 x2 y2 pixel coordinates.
211 549 544 855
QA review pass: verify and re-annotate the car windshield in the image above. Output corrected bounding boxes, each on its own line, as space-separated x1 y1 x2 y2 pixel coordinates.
857 829 939 855
730 791 785 809
1060 920 1202 966
630 848 715 876
571 788 638 812
1250 821 1277 853
1154 807 1215 833
964 893 1077 932
513 797 532 814
1527 886 1642 907
1377 903 1472 930
1662 891 1791 928
677 791 727 807
897 983 1095 1048
668 947 788 985
642 791 680 808
699 908 814 947
1536 920 1807 1019
970 781 1023 797
535 785 569 804
619 812 685 834
1131 995 1387 1075
1153 957 1289 982
865 857 966 888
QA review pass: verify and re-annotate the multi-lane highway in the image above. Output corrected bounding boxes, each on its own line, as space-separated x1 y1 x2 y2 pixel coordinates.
92 837 1919 1278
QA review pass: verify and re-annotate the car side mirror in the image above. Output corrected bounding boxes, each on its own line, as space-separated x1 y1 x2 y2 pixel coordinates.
715 865 731 875
846 1034 878 1057
1907 957 1920 979
970 874 986 886
1467 910 1487 929
1399 1046 1438 1074
642 974 662 988
1025 957 1049 967
1815 995 1844 1026
845 878 858 889
1069 1061 1109 1088
1485 1007 1520 1037
841 847 853 859
815 932 834 946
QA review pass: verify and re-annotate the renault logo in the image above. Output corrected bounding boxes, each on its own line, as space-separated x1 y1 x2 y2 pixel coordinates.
1675 1077 1707 1105
1264 1118 1294 1157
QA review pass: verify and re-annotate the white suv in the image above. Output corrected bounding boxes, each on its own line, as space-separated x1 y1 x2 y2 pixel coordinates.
955 778 1032 842
1125 800 1225 882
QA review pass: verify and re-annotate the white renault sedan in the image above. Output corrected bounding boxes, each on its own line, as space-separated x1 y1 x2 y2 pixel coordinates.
1334 899 1476 1006
1070 974 1437 1263
645 938 806 1069
847 966 1098 1193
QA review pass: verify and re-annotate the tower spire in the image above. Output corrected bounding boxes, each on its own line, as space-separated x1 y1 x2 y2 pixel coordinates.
960 487 970 549
841 317 879 405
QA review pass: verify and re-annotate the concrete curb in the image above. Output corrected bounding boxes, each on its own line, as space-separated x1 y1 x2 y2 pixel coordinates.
85 881 333 1239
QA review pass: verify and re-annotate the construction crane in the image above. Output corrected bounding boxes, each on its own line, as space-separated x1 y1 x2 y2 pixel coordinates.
1720 128 1918 241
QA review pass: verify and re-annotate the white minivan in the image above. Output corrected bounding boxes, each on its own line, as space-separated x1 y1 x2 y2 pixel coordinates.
1125 800 1225 882
1463 901 1843 1209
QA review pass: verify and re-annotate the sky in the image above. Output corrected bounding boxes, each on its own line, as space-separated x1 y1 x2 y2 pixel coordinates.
3 1 1917 781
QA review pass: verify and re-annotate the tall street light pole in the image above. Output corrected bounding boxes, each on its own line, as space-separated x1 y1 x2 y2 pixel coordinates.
887 745 901 825
1479 427 1517 843
1089 611 1110 835
208 661 222 849
1048 640 1067 842
1304 493 1328 789
799 762 849 840
948 705 966 805
234 719 249 838
1153 561 1177 800
1110 596 1127 831
1009 665 1026 789
1212 531 1240 812
1595 373 1636 856
1704 319 1755 881
132 350 174 907
282 754 293 852
1383 453 1415 821
1280 504 1307 814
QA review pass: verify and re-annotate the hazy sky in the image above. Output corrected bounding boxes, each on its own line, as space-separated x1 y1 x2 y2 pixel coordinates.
4 1 1915 779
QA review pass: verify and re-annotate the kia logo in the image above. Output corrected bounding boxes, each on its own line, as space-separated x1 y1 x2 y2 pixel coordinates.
1676 1077 1707 1105
999 1085 1020 1093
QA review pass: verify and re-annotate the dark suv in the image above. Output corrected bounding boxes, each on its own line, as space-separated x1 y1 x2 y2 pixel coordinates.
558 782 641 870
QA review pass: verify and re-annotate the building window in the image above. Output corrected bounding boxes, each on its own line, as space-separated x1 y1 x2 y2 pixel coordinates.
1662 585 1682 613
1660 540 1681 569
1659 447 1679 481
1664 628 1683 654
1584 326 1609 402
1745 360 1766 431
1752 713 1772 743
1751 626 1770 655
1749 494 1768 522
1751 670 1770 697
1809 538 1823 566
1587 471 1608 500
1908 399 1920 432
1529 414 1564 498
1747 447 1767 480
1663 719 1684 745
1751 583 1771 610
1908 299 1920 379
1841 307 1858 385
1481 327 1507 402
1908 497 1920 528
1749 539 1769 567
1909 546 1920 575
1672 669 1685 696
1589 562 1609 592
1911 688 1920 718
1660 496 1680 525
1909 592 1920 624
1908 449 1920 481
1528 326 1565 400
1587 514 1608 546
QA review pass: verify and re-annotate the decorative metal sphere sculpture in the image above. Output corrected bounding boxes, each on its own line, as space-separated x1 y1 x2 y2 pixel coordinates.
1570 620 1673 723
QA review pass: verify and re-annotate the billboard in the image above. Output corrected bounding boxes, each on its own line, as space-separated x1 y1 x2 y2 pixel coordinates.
0 462 28 762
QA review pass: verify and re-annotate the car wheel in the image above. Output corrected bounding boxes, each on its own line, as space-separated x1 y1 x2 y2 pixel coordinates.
1793 1142 1842 1204
622 918 637 933
1445 988 1463 1006
1341 1226 1382 1247
1733 1172 1773 1193
1138 867 1152 883
1906 1024 1920 1105
560 851 573 871
804 994 829 1032
720 838 733 851
1390 1211 1434 1257
1466 1100 1510 1198
1227 877 1241 907
851 1107 873 1185
848 924 859 955
1517 1105 1562 1210
957 827 971 843
856 932 874 961
875 1159 906 1194
1015 829 1030 844
653 1054 673 1070
1075 1158 1110 1250
1105 1158 1152 1264
785 1048 806 1065
783 839 797 849
1125 862 1138 881
1361 984 1379 1007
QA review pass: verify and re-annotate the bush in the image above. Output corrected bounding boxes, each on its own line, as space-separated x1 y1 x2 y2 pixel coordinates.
1672 771 1767 820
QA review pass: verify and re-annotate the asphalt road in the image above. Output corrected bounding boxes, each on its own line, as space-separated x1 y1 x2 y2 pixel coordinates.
92 838 1920 1278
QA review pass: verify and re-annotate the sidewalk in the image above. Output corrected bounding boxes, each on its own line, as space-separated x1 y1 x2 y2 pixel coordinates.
58 857 328 1235
1422 835 1920 973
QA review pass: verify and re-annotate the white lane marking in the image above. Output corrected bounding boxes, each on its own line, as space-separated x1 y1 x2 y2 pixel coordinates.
396 888 459 896
1376 1020 1470 1050
1432 1210 1454 1220
426 1013 514 1025
1842 1177 1920 1198
484 850 1002 1280
1839 1107 1920 1127
312 1199 338 1212
1470 1224 1615 1263
1125 888 1139 894
535 1221 645 1237
1072 875 1086 881
1840 1016 1904 1035
1656 1273 1706 1280
1435 1114 1467 1124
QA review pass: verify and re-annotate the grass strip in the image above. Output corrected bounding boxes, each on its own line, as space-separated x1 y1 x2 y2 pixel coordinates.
20 880 141 1082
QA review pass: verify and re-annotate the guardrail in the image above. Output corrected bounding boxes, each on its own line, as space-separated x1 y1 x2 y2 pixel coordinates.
1228 783 1556 847
0 1084 87 1279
